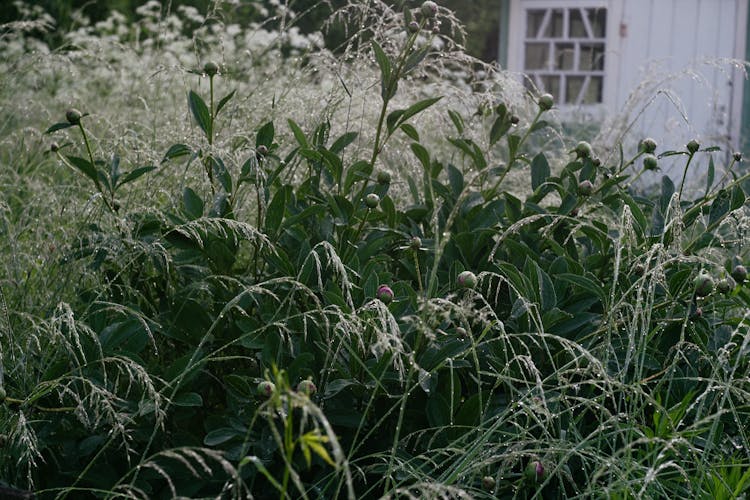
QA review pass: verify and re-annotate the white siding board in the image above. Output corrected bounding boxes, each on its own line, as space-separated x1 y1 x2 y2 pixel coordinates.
506 0 747 177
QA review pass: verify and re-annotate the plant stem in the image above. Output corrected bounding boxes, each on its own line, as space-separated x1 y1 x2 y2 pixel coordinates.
489 108 543 195
76 124 116 213
677 152 695 201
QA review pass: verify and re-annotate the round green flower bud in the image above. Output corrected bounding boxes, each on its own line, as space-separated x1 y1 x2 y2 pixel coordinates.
256 145 268 157
457 270 477 289
421 1 438 18
257 380 275 398
377 284 394 304
592 157 602 167
455 326 467 338
408 20 420 33
538 93 554 111
377 171 391 184
640 138 657 154
409 236 422 250
203 61 220 76
686 139 700 154
643 154 658 171
731 264 747 284
481 476 496 491
716 278 734 294
510 115 520 125
50 142 60 153
365 193 380 209
693 273 714 297
297 379 317 396
66 108 82 125
733 151 742 162
577 179 594 196
524 460 545 482
575 141 592 159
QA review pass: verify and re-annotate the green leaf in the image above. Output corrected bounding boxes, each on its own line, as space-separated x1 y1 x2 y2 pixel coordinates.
173 392 203 407
557 273 607 306
117 165 156 188
343 160 372 192
530 120 549 133
287 119 308 148
705 155 715 196
489 115 511 145
265 185 290 237
330 131 358 154
45 122 75 134
403 45 430 75
708 189 730 228
182 187 204 220
398 97 442 128
162 143 192 163
731 184 746 211
256 121 275 148
210 156 232 193
216 89 236 116
447 109 464 134
66 155 100 185
188 90 212 140
411 143 431 170
530 153 550 191
109 154 121 186
507 133 521 159
371 40 392 98
400 123 420 141
660 175 675 214
203 428 239 446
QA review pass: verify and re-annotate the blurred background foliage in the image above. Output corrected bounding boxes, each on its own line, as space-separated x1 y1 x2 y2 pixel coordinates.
1 0 502 61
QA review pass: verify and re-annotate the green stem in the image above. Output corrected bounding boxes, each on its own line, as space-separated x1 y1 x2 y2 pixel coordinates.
384 366 414 493
677 152 695 201
343 208 371 262
354 18 428 204
73 126 116 213
209 75 215 147
489 108 544 195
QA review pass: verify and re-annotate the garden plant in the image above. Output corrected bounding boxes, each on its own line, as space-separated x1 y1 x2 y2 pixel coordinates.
1 0 750 498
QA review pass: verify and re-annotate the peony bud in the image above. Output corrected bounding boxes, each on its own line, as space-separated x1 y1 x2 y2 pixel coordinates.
377 284 394 304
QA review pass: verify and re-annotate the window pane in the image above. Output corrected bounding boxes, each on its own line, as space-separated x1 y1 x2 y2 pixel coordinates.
543 9 564 38
583 76 603 103
526 9 546 38
580 43 605 70
569 9 587 38
587 8 607 38
540 74 560 98
525 43 549 70
566 76 585 104
554 43 574 70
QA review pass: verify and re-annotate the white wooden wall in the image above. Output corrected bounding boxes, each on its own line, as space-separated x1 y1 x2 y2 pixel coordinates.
507 0 748 177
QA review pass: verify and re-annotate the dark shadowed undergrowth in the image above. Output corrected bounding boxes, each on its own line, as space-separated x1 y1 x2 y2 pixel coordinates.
1 1 750 498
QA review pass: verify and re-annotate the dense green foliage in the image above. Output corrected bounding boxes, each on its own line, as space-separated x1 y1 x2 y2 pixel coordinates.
1 1 750 499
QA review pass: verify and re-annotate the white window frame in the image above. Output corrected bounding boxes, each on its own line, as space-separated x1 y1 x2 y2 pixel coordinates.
507 0 619 115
